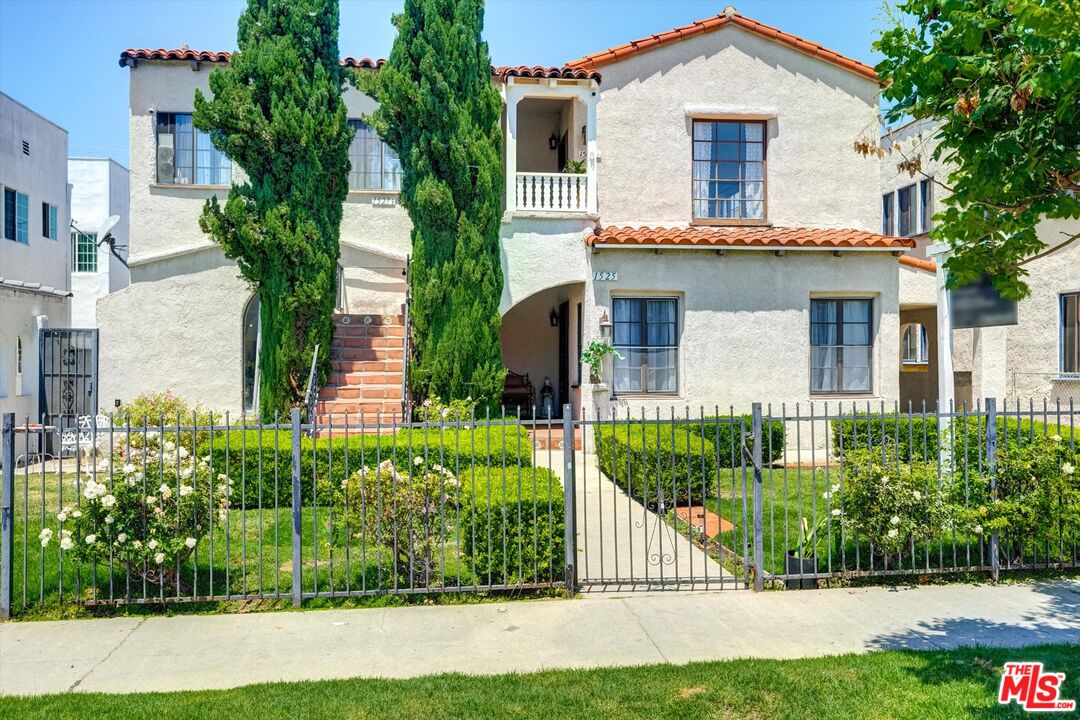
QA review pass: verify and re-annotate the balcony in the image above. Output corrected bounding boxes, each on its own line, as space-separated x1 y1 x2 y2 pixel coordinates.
504 78 598 216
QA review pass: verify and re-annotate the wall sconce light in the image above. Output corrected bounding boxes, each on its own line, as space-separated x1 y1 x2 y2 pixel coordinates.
599 311 612 339
549 308 559 327
548 132 559 150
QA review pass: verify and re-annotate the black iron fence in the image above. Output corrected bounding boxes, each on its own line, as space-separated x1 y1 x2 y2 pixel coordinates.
1 398 1078 617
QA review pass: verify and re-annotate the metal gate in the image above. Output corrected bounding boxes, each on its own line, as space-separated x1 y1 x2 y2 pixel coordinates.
38 328 99 430
566 409 754 591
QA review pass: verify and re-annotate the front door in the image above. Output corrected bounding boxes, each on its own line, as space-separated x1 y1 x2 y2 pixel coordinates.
558 301 569 418
557 131 568 173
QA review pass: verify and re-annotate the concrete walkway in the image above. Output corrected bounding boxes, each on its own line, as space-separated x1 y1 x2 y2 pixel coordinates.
1 580 1077 696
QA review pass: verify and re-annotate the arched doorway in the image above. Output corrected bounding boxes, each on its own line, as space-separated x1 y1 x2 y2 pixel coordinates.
242 295 261 412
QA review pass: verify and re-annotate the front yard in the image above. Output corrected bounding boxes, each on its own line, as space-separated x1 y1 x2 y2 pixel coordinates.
2 644 1076 719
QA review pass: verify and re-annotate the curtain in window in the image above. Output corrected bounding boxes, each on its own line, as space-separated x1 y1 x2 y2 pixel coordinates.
811 299 872 393
612 298 678 394
348 120 401 191
692 121 764 221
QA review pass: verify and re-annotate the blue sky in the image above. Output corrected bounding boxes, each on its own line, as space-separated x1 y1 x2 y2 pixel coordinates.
0 0 885 162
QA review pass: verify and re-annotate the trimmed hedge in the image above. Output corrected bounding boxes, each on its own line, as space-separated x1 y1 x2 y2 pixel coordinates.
683 416 786 466
830 415 1078 469
197 424 533 507
458 465 565 585
595 423 718 506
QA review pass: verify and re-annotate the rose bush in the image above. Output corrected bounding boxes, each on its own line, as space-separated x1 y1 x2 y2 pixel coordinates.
41 431 229 590
333 456 457 587
838 448 952 558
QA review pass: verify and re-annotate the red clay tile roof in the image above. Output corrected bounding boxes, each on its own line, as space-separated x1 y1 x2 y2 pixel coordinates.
566 9 878 83
899 255 937 272
588 226 914 250
118 49 600 81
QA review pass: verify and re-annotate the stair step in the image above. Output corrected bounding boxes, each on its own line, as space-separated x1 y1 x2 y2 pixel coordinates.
331 360 404 374
334 324 405 339
334 313 405 326
332 336 402 349
319 386 401 400
331 348 404 362
327 372 402 386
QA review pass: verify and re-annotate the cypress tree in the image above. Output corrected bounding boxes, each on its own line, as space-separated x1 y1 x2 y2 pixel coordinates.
360 0 506 412
193 0 351 418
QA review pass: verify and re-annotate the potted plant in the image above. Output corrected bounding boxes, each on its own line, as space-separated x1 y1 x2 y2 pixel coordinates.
785 516 821 589
580 339 621 384
562 158 587 174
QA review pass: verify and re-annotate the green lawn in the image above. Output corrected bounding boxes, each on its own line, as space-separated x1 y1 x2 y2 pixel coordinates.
6 472 550 619
2 645 1076 719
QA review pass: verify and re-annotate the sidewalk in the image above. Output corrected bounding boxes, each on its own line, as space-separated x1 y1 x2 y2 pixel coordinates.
1 579 1077 696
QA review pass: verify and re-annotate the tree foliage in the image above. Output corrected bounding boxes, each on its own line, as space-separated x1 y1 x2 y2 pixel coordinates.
358 0 506 411
193 0 352 417
875 0 1080 297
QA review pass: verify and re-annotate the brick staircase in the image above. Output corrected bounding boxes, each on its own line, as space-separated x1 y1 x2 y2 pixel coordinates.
315 313 406 426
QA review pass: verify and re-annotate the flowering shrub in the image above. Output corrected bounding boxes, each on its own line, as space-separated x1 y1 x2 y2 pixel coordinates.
414 395 478 424
40 432 228 588
957 434 1080 561
838 448 952 557
334 457 457 587
113 391 221 448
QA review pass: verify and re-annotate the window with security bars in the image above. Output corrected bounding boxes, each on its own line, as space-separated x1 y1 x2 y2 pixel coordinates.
612 297 678 394
692 120 765 222
348 120 401 191
71 231 98 273
1063 293 1080 374
811 298 873 393
156 112 232 185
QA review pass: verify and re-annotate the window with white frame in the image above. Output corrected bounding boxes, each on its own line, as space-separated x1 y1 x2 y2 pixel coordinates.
810 298 873 393
897 184 916 237
1063 292 1080 374
612 297 679 394
919 178 932 233
901 323 929 365
42 202 57 240
347 120 401 191
881 193 894 235
4 187 29 243
156 112 232 185
71 231 98 273
692 120 765 222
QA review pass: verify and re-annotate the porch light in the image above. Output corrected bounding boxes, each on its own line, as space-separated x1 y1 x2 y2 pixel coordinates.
549 308 559 327
599 311 613 339
548 132 558 150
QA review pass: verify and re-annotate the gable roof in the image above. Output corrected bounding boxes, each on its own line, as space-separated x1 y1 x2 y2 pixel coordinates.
588 226 913 251
566 7 878 83
118 49 601 82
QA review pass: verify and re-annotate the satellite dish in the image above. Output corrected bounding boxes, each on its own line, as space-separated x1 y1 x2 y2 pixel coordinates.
98 215 120 239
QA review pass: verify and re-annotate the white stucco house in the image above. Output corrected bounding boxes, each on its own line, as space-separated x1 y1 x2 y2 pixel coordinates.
0 92 72 423
882 118 1080 409
68 158 130 328
101 8 917 420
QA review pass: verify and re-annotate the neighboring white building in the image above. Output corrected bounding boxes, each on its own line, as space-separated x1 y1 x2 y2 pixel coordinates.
0 92 72 422
102 9 912 418
882 118 1080 408
68 158 131 328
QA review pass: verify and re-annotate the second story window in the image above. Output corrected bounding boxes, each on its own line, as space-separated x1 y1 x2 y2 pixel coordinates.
897 184 915 237
71 231 98 273
348 120 401 191
692 120 765 223
1063 292 1079 374
156 112 232 186
4 187 29 243
919 178 932 233
42 202 57 240
882 193 894 235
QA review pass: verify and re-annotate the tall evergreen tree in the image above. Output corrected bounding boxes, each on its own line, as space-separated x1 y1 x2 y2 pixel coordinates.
360 0 506 411
193 0 351 417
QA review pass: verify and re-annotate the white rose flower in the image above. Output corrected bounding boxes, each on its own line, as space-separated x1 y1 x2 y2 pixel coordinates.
146 495 157 505
890 515 900 525
880 476 889 484
105 515 114 525
133 540 142 549
414 456 424 466
85 534 97 544
71 509 82 519
178 446 189 458
164 440 175 452
831 508 842 517
1051 434 1062 443
913 491 922 501
39 528 53 545
123 463 136 474
887 528 899 538
56 510 68 522
1062 463 1075 476
218 473 229 482
117 533 128 543
184 537 197 549
154 552 165 564
974 525 984 535
100 494 116 508
59 537 74 550
148 539 159 549
179 485 193 497
61 529 71 538
159 483 171 495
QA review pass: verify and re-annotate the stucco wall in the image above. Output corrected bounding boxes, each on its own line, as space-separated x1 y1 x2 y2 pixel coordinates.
594 25 881 229
69 158 130 327
582 249 901 415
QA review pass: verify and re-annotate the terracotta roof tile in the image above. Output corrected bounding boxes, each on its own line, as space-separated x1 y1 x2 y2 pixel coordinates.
566 9 878 83
588 226 914 250
899 255 937 272
118 50 600 81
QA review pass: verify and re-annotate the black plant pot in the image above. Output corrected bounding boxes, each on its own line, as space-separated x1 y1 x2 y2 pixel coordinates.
784 551 818 590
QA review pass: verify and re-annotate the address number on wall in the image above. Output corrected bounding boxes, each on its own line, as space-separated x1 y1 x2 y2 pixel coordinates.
592 271 618 281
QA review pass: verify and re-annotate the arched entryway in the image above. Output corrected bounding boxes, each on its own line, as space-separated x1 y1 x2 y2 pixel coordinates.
242 294 261 412
500 282 585 420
